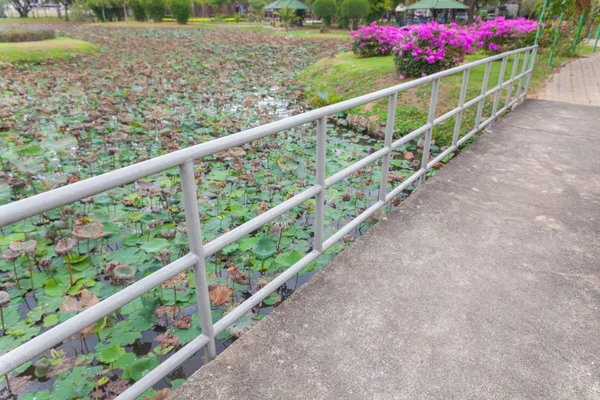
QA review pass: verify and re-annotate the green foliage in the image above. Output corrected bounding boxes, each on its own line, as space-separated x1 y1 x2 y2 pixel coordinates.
169 0 191 23
249 0 267 13
340 0 370 30
313 0 337 31
87 0 125 21
129 0 147 21
275 6 299 30
209 0 231 16
144 0 166 22
69 0 96 21
365 0 389 23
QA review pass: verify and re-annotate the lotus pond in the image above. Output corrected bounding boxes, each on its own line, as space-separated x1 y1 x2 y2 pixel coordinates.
0 25 450 399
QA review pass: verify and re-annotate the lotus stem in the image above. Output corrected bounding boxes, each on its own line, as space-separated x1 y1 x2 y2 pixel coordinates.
27 260 35 295
0 308 5 335
173 287 177 319
66 253 74 286
12 261 20 289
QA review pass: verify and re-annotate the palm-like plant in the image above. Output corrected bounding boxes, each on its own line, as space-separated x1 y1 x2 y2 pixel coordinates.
275 7 299 30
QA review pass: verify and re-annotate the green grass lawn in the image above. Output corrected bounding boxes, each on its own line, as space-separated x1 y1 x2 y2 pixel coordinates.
0 37 97 62
298 45 595 145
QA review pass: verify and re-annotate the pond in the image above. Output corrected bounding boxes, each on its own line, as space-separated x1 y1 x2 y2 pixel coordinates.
0 24 444 399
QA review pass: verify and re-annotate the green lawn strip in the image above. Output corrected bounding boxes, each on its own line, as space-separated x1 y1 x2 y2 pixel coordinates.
298 47 592 146
0 37 98 63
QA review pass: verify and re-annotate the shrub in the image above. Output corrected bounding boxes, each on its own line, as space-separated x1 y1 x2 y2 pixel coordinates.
169 0 191 24
129 0 147 21
340 0 370 30
87 0 125 21
393 22 475 78
471 17 537 54
313 0 337 32
70 0 96 21
0 26 56 43
144 0 166 22
350 22 404 57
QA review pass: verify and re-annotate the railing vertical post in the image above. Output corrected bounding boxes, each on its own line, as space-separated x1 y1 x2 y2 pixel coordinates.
523 47 537 99
418 78 440 186
378 93 397 201
475 61 491 130
505 52 520 108
492 56 508 120
514 49 530 108
452 69 470 148
314 116 327 252
179 160 217 362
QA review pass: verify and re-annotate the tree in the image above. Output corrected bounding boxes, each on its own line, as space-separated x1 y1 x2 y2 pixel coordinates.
249 0 267 13
170 0 191 22
275 6 299 30
129 0 147 20
10 0 33 17
143 0 166 21
313 0 336 31
341 0 369 29
58 0 75 20
193 0 208 16
365 0 389 22
209 0 230 17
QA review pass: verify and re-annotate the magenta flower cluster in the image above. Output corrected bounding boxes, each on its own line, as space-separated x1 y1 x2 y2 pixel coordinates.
350 18 539 77
470 17 538 54
392 22 476 77
350 22 407 57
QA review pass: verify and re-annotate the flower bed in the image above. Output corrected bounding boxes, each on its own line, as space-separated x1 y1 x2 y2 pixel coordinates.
350 22 406 57
349 18 540 77
0 25 56 43
393 22 475 78
471 17 537 54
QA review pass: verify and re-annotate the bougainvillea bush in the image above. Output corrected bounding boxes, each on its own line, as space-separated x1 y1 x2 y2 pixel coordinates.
393 22 475 78
472 17 538 54
538 18 570 49
350 22 406 57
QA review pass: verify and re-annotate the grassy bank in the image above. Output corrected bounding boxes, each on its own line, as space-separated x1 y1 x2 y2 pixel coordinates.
0 37 97 63
298 47 593 145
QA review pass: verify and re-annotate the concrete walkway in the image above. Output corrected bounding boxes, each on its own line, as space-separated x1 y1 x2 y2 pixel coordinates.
174 100 600 400
536 52 600 105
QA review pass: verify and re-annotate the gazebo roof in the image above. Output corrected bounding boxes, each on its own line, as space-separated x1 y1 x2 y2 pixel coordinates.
263 0 311 10
407 0 468 10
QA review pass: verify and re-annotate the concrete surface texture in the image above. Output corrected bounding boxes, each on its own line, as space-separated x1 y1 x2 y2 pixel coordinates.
173 99 600 400
536 52 600 105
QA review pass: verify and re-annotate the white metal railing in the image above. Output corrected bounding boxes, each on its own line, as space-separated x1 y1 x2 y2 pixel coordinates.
0 45 537 399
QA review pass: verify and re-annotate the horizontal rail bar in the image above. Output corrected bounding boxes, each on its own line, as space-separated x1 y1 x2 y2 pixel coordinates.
385 168 426 202
457 127 480 146
324 147 389 188
0 46 537 228
433 106 461 126
0 253 198 376
431 68 532 128
391 123 429 150
214 250 322 335
115 333 210 400
427 145 458 169
322 200 385 249
203 185 321 257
